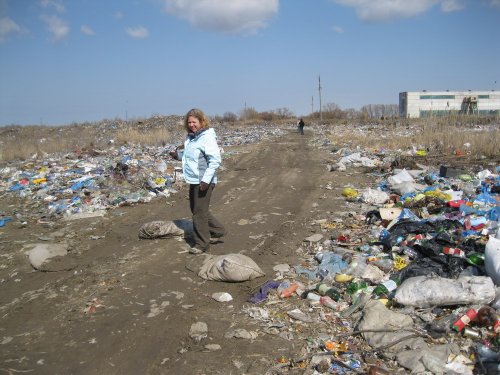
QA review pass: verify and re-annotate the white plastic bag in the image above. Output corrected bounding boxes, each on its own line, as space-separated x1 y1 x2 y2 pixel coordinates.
361 188 389 205
485 236 500 285
388 169 414 185
394 275 495 308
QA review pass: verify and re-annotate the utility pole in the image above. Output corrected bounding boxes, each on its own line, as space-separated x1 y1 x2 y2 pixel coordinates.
311 95 314 114
318 75 322 122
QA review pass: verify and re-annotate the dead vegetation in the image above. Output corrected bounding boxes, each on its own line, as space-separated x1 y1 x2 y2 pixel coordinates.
324 120 499 162
0 115 498 164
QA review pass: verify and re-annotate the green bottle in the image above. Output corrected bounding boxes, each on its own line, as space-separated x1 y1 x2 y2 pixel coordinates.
315 283 341 301
346 281 368 295
372 278 400 299
467 253 485 266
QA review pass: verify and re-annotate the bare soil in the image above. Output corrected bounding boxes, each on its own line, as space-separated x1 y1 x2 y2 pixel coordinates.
1 129 377 375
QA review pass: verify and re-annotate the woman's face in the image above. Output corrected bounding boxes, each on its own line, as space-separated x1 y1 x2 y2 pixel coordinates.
187 116 202 133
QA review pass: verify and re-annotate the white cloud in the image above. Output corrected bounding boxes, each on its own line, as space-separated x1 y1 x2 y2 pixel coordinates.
441 0 464 12
0 16 21 42
40 0 65 13
81 25 95 36
331 0 460 22
125 26 149 39
333 25 344 33
162 0 279 34
40 14 69 41
114 11 123 19
489 0 500 8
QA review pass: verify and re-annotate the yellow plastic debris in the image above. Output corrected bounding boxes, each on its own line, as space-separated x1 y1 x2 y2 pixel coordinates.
342 187 358 199
154 177 166 186
335 273 354 283
393 255 408 271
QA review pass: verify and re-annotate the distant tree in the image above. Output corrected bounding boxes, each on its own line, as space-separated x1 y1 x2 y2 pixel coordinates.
274 107 295 119
259 111 277 121
239 107 259 121
222 112 238 122
360 104 398 119
344 108 358 119
322 102 343 119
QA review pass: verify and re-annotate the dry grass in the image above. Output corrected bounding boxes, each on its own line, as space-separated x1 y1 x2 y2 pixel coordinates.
115 126 176 146
0 117 182 163
0 116 498 163
324 120 499 160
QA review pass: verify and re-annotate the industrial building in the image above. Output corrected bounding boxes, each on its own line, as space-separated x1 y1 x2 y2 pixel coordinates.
399 90 500 118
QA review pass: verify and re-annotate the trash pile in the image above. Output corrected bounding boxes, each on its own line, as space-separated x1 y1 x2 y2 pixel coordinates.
0 125 286 226
238 146 499 374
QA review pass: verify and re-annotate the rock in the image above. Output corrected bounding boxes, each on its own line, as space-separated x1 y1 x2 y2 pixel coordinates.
26 243 68 270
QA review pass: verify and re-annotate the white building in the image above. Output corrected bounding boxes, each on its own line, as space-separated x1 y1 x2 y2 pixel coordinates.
399 91 500 118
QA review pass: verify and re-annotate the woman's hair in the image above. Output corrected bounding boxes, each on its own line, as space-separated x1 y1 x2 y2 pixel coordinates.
184 108 210 132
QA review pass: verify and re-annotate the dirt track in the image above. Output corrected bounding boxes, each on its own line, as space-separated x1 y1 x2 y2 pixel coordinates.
0 129 376 375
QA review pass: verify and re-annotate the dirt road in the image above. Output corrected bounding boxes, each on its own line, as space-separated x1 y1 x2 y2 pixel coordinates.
1 129 375 375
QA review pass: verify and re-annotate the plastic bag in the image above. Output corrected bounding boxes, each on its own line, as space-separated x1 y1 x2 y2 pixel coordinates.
388 169 414 185
394 275 495 308
361 188 389 205
485 236 500 285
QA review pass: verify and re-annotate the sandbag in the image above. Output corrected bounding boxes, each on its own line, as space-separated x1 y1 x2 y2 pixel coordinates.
485 236 500 285
394 275 495 308
198 253 265 282
138 220 193 239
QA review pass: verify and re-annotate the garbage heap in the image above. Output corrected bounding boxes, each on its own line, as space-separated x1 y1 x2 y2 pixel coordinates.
247 147 499 374
0 125 286 225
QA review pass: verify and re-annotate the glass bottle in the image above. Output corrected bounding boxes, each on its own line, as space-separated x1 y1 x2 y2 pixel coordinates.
467 252 485 266
372 278 400 299
315 283 341 301
346 280 368 295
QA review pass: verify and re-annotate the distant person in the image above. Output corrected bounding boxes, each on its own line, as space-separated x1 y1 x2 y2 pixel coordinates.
169 108 226 254
297 118 305 135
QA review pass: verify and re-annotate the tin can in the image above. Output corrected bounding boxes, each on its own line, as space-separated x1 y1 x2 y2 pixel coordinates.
443 247 465 258
451 308 478 331
463 327 481 338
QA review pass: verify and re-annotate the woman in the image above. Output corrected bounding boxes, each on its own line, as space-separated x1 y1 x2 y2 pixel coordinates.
170 108 226 254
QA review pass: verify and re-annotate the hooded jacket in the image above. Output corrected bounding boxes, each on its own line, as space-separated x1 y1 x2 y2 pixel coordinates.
178 128 221 185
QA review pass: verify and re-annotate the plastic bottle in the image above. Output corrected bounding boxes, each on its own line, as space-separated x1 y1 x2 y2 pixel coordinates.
315 283 341 301
320 296 341 311
451 308 477 331
372 278 400 299
156 160 167 174
280 283 299 298
464 215 472 230
306 292 321 302
367 366 392 375
371 258 393 273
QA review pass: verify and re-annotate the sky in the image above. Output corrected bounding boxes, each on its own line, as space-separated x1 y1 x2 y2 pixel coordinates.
0 0 499 126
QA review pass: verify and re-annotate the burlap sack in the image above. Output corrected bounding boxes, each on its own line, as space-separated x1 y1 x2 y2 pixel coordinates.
198 253 265 282
138 220 193 239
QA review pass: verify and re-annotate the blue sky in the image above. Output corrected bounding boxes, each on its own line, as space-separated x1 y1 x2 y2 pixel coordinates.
1 0 499 126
